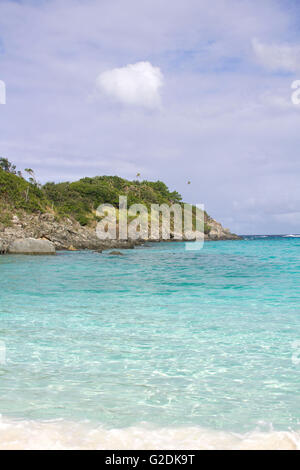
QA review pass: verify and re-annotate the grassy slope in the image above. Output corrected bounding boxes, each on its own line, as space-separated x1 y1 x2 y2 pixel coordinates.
43 176 183 226
0 169 211 233
0 168 50 225
0 168 209 233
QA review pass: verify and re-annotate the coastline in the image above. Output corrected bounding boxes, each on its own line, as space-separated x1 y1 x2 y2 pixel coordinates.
0 211 241 255
0 416 298 450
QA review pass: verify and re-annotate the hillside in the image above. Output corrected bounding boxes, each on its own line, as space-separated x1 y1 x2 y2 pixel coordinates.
0 159 240 251
42 176 184 226
0 164 49 223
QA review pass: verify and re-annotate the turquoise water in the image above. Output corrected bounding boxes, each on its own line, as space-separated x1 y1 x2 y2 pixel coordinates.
0 237 299 435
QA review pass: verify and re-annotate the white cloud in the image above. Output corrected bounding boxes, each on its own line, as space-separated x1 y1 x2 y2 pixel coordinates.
96 61 163 108
252 38 300 72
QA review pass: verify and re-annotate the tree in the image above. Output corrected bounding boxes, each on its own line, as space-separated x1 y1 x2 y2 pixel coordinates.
25 168 34 178
25 168 39 186
0 157 17 174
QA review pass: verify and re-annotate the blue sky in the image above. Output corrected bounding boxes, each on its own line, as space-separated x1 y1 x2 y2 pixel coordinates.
1 0 300 234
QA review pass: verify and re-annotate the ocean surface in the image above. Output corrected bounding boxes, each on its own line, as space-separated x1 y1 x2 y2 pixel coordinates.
0 235 299 449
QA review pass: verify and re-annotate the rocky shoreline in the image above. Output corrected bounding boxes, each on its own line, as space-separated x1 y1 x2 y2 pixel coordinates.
0 212 241 254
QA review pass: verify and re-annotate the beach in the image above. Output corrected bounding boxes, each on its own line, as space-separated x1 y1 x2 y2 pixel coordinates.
0 417 299 450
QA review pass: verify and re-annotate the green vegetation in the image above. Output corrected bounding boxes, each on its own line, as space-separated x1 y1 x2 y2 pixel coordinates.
0 158 211 232
204 223 211 235
43 176 183 226
0 160 49 220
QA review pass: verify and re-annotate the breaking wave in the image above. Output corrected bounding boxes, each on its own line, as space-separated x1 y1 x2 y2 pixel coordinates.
0 417 299 450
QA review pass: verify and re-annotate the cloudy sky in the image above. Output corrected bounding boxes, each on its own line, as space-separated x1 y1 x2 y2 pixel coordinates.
1 0 300 234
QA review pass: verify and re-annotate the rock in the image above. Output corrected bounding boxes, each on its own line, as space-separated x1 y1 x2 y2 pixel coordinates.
0 208 240 255
40 213 55 222
8 238 56 255
68 245 77 251
0 241 7 254
206 218 241 240
183 230 204 241
109 251 124 256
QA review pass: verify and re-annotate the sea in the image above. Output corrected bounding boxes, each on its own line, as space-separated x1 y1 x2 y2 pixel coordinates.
0 235 299 449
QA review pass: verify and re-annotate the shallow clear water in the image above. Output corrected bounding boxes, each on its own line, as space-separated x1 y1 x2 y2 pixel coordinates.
0 237 299 447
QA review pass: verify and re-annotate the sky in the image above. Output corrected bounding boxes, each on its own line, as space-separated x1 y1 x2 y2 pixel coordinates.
0 0 300 234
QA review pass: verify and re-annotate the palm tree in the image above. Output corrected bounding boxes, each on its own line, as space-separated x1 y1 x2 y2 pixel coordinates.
24 168 40 187
25 168 34 178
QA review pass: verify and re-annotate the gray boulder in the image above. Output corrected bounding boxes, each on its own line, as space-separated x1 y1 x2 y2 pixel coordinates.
8 238 56 255
0 241 7 254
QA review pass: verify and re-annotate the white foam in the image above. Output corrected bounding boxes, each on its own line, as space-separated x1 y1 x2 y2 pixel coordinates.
283 234 300 238
0 417 299 450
